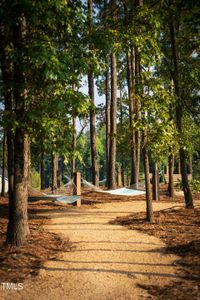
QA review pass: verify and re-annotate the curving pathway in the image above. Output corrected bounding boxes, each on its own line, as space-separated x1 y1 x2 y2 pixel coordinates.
1 200 182 300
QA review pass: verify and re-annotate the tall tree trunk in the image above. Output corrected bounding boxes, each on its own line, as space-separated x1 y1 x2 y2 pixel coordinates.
1 130 6 196
152 162 160 201
142 129 153 222
104 0 111 187
51 154 58 193
168 153 175 197
127 50 137 187
40 147 45 190
0 26 14 199
105 59 111 186
71 116 76 176
169 20 193 208
134 47 141 185
6 16 30 246
88 0 99 186
108 52 117 189
107 0 117 189
119 87 125 187
121 161 125 187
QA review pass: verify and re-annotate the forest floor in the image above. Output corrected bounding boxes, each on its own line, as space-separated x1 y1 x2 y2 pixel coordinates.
0 189 199 300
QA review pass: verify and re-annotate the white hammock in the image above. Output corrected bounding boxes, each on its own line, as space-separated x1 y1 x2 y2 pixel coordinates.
103 187 145 196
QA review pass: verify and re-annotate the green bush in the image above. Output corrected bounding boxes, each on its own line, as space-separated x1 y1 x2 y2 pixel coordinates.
176 178 200 192
29 169 41 189
190 179 200 192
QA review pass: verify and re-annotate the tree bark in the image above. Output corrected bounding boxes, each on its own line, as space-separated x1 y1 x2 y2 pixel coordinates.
152 162 160 201
103 0 111 187
6 133 30 246
40 147 45 190
168 153 175 197
88 0 99 186
108 52 117 189
105 59 111 187
6 16 30 246
169 20 193 208
0 25 14 199
127 50 137 187
51 154 58 193
71 116 76 176
142 129 153 222
1 130 6 196
134 47 141 185
121 161 125 187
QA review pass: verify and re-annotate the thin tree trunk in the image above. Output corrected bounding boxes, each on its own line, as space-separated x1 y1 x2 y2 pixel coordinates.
105 61 111 187
152 162 160 201
168 153 175 197
169 20 193 208
103 0 111 187
127 50 137 187
40 147 45 190
133 2 143 188
51 154 58 193
71 116 76 176
0 26 14 199
108 51 117 189
119 87 125 187
88 0 99 186
121 161 125 187
133 47 140 188
142 129 153 222
177 158 181 174
1 130 6 196
132 47 142 184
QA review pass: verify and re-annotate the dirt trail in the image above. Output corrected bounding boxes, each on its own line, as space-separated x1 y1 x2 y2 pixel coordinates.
1 200 183 300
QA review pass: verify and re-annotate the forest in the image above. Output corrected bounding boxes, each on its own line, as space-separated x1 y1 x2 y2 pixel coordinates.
0 0 200 252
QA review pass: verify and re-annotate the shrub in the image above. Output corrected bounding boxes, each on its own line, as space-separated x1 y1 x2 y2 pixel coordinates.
29 169 41 189
176 178 200 192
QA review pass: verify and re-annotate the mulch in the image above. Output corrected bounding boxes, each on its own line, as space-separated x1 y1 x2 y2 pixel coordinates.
0 197 72 283
111 192 200 300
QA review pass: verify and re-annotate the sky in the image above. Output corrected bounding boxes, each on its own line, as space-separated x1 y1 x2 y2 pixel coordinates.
77 77 105 132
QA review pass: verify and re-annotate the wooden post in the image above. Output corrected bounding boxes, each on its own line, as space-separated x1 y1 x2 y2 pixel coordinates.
73 172 81 207
117 167 122 188
124 175 127 187
165 166 169 175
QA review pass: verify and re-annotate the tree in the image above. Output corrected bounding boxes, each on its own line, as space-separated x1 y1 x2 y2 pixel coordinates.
88 0 99 186
107 0 117 189
159 0 200 207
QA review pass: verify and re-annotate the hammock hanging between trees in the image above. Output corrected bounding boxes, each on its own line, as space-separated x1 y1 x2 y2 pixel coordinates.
81 178 146 196
104 187 145 196
28 177 80 204
28 175 145 204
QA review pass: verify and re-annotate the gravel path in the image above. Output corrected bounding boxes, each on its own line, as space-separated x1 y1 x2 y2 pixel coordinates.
1 200 183 300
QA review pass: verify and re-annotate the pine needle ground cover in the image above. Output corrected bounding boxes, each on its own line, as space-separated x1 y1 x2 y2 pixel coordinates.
112 193 200 299
0 197 71 283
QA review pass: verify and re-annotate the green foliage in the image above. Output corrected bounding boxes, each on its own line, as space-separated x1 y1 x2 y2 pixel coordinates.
29 169 41 189
0 0 199 185
177 178 200 193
